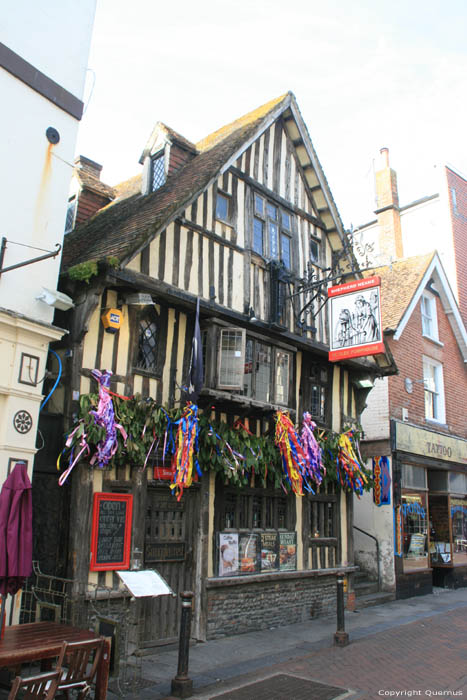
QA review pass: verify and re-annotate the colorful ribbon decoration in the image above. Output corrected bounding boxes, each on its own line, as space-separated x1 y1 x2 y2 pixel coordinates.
89 369 127 469
57 421 91 486
336 430 367 496
274 411 310 495
300 412 324 487
170 403 202 501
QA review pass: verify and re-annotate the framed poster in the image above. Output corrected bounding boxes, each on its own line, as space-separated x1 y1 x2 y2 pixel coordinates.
279 532 297 571
90 493 133 571
239 533 260 574
329 276 384 362
218 533 239 576
260 532 279 571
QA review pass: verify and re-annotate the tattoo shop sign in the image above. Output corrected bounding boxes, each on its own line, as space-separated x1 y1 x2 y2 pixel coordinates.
329 276 384 361
393 420 467 465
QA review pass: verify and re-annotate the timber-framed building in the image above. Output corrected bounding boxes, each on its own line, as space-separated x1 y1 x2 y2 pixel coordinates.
36 92 395 646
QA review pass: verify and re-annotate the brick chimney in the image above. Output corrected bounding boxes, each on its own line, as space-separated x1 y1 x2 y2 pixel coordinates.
74 155 103 179
73 156 115 226
375 148 404 261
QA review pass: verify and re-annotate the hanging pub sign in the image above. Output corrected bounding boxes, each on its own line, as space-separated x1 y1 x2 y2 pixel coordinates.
90 493 133 571
328 276 384 362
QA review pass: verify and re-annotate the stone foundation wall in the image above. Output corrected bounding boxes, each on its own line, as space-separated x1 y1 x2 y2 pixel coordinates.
206 572 338 639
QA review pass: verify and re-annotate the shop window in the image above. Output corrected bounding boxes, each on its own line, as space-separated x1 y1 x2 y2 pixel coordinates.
402 493 429 571
449 471 467 494
216 486 296 576
421 292 439 341
217 328 292 406
423 357 445 423
401 464 427 490
451 497 467 566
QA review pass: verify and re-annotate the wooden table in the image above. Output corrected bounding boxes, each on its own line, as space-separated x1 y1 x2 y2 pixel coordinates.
0 622 110 699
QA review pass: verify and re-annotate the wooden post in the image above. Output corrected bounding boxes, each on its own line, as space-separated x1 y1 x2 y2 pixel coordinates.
171 591 194 698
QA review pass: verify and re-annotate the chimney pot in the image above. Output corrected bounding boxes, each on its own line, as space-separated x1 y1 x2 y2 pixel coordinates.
380 147 390 168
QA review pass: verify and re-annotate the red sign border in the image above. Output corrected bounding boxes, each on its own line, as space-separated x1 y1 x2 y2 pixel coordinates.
90 492 133 572
328 276 384 362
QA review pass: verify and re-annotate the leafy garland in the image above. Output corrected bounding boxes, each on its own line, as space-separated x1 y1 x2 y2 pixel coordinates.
58 392 372 495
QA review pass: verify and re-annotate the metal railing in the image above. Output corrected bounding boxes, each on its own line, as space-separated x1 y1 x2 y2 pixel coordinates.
353 526 380 592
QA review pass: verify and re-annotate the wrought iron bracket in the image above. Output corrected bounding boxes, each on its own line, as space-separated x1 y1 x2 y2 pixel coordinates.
0 237 61 276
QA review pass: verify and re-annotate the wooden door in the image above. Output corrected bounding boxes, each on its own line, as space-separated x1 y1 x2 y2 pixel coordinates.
139 486 199 646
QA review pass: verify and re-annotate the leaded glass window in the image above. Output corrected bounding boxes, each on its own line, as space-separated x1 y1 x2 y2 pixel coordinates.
136 317 158 371
151 154 166 192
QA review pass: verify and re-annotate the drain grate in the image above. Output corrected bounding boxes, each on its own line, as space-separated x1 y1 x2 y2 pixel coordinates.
211 673 346 700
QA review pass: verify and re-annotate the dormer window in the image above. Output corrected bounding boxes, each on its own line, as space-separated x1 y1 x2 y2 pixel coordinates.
151 153 166 192
64 197 76 234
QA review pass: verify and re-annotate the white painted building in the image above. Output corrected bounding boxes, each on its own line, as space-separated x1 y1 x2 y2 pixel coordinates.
0 1 96 619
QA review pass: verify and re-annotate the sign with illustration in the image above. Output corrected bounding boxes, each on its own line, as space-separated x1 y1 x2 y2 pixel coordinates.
239 533 260 573
218 533 239 576
373 456 391 506
329 276 384 361
260 532 279 571
279 532 297 571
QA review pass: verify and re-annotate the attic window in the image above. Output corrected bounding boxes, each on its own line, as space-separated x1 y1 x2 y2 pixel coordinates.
64 197 76 234
151 154 166 192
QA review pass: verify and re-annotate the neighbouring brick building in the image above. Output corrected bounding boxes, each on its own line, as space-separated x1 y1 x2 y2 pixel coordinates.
353 149 467 598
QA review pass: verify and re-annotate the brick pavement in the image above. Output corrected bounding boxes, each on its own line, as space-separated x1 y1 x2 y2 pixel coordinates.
192 608 467 700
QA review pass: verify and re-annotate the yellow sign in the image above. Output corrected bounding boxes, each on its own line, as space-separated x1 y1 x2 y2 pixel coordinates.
101 308 122 333
394 420 467 465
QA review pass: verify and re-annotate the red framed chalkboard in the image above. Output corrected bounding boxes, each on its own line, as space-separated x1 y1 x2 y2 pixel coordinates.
90 493 133 571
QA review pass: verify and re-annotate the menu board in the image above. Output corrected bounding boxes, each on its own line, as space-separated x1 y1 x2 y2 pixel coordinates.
90 493 133 571
260 532 279 571
279 532 297 571
239 533 260 574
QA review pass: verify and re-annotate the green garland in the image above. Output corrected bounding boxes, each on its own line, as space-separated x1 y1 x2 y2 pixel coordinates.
63 393 372 493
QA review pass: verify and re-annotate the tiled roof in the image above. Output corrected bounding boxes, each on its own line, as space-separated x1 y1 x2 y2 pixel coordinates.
362 253 435 331
62 93 291 271
75 169 115 199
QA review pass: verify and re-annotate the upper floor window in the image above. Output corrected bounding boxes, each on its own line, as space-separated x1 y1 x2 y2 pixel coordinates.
135 310 160 374
151 154 166 192
216 192 230 222
421 292 438 341
252 193 292 268
309 234 321 265
423 357 445 423
64 197 76 234
217 327 291 405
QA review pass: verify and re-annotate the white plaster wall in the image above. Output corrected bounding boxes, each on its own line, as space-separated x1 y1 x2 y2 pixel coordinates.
353 458 395 591
0 0 96 323
360 376 390 441
3 0 96 97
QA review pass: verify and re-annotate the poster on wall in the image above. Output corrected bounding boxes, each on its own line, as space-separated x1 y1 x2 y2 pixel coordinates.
239 533 260 574
279 532 297 571
218 533 239 576
328 276 384 362
260 532 279 571
373 456 391 506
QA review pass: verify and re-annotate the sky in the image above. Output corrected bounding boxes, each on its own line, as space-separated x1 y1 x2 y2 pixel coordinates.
76 0 467 229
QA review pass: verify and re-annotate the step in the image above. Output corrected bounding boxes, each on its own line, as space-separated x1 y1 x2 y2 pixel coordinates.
354 591 395 610
355 581 379 596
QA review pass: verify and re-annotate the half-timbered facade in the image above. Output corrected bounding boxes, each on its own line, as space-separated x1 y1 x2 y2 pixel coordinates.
38 93 395 646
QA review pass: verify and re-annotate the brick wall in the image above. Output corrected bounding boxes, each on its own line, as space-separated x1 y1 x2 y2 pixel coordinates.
445 167 467 328
168 143 195 177
76 190 110 225
206 574 336 639
387 296 467 438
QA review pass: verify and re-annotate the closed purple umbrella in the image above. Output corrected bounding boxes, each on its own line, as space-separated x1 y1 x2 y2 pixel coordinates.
0 462 32 630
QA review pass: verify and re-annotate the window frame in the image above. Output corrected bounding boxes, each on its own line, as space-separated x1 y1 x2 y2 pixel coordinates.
423 356 446 424
133 306 162 378
150 152 166 192
215 190 231 223
64 197 76 234
421 292 439 341
252 192 293 269
216 326 293 406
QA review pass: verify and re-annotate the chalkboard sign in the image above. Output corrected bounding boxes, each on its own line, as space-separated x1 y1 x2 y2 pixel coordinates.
90 493 133 571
